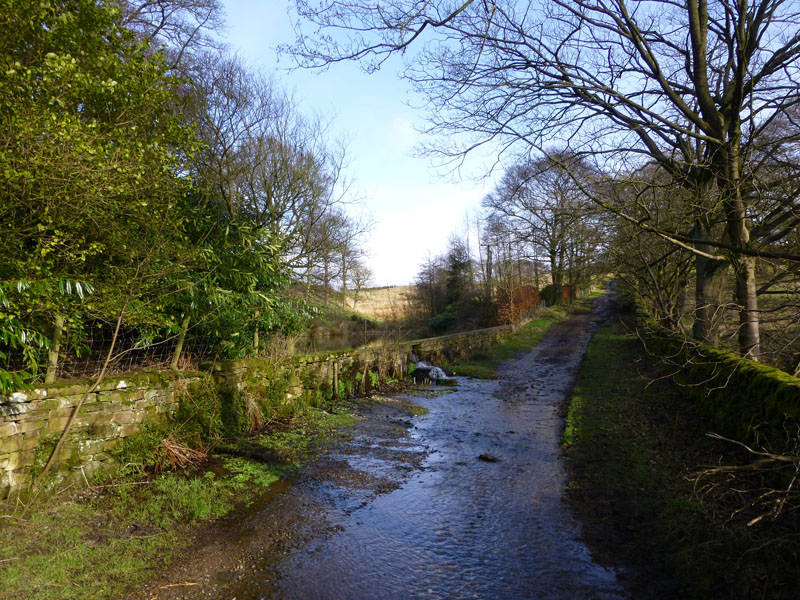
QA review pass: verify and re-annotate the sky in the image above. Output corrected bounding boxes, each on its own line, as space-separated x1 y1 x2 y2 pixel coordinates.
221 1 497 286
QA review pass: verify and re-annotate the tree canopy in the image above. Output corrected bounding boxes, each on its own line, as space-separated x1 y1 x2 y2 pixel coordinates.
0 0 371 392
288 0 800 362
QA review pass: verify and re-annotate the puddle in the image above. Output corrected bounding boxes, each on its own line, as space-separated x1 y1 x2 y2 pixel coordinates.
137 291 625 600
267 374 623 599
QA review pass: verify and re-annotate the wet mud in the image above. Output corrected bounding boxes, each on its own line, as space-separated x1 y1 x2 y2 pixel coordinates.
135 292 625 600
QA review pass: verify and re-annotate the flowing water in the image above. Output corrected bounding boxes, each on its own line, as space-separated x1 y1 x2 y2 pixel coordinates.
274 391 621 598
141 292 625 600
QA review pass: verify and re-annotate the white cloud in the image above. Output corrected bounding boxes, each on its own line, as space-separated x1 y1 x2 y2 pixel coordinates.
386 117 419 152
362 181 489 285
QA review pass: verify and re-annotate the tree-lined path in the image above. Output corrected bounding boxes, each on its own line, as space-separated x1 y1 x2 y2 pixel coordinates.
138 290 622 600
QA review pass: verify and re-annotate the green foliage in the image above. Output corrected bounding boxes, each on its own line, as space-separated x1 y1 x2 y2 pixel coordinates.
149 471 232 524
369 370 380 387
427 310 456 333
337 378 351 398
175 213 305 359
444 241 471 307
219 389 247 436
0 0 197 297
562 393 582 447
1 456 283 600
0 0 194 385
223 456 281 489
29 433 61 483
109 422 169 477
539 284 560 306
254 405 356 464
110 369 303 478
109 378 222 475
173 379 224 441
0 278 95 393
0 499 178 600
0 1 306 391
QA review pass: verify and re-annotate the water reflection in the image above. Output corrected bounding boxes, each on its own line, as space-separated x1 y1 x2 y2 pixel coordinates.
267 294 626 599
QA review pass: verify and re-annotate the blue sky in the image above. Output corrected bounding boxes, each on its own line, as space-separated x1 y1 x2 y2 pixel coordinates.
221 0 496 286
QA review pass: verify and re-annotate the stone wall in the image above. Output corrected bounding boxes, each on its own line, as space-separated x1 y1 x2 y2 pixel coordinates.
0 372 205 500
1 323 519 500
410 322 520 364
208 323 520 407
643 321 800 443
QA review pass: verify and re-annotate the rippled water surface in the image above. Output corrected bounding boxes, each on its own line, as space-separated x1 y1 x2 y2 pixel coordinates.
265 296 625 600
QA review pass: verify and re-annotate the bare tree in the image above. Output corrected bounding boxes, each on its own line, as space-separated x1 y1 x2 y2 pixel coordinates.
608 172 698 331
287 0 800 360
338 210 374 307
484 153 601 300
349 261 373 311
120 0 225 71
413 253 445 317
186 51 361 285
187 52 278 217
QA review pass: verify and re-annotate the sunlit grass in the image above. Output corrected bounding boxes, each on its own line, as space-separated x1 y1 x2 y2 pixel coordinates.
449 305 570 378
0 405 357 600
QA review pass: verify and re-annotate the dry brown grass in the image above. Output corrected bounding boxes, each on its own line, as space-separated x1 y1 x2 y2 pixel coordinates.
155 437 207 472
346 286 417 320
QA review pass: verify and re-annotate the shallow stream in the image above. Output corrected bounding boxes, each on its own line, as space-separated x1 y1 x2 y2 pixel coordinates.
141 292 625 600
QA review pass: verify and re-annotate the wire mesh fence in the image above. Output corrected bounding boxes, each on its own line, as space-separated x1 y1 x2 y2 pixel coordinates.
1 324 217 388
1 323 419 390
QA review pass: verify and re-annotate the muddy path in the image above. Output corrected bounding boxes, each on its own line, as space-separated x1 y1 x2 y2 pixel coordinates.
135 291 623 600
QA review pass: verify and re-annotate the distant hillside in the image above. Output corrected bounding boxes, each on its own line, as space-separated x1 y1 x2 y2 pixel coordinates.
346 285 417 321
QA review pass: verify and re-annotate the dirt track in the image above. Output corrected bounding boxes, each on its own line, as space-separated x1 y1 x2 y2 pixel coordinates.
134 292 623 600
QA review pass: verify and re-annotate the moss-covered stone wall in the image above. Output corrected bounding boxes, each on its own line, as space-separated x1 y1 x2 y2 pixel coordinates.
0 324 517 500
0 372 206 499
644 323 800 444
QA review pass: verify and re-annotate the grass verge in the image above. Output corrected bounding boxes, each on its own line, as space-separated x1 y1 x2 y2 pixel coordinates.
449 306 569 378
0 405 357 600
563 317 800 599
448 290 606 379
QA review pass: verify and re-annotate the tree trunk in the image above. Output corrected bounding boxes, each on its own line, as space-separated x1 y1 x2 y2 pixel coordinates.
45 315 64 383
733 255 760 360
341 252 348 309
674 277 690 333
549 251 562 304
323 258 329 305
170 314 190 370
486 245 493 300
252 309 260 351
692 220 727 346
718 143 760 360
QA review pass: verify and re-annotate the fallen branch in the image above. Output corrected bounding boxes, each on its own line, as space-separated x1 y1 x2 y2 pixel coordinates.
706 432 795 464
697 457 792 475
695 429 800 527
